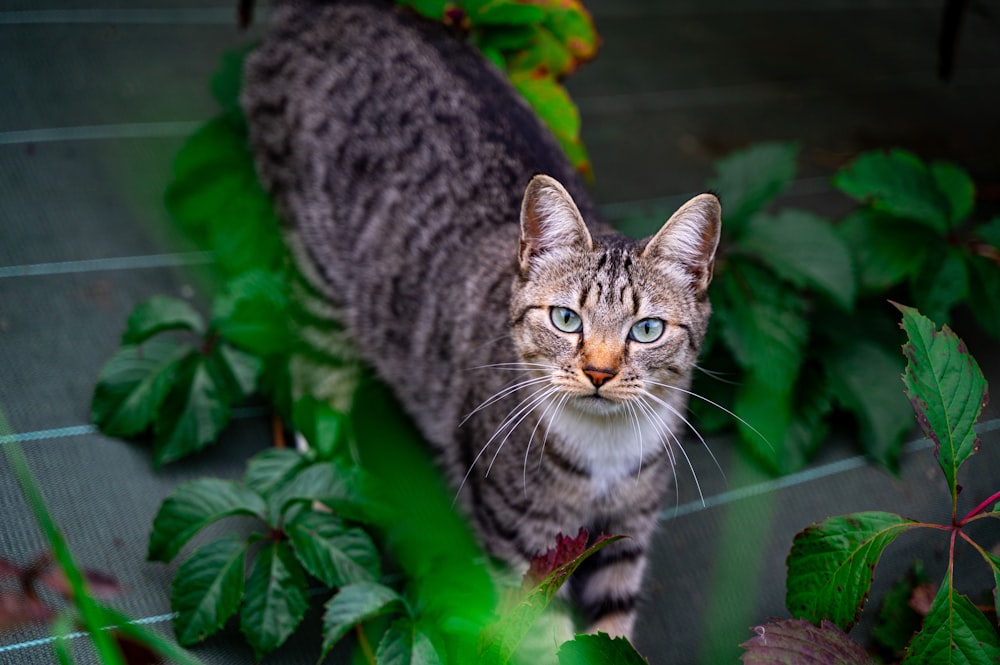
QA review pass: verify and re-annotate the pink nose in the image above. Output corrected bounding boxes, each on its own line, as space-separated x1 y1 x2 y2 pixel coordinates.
583 367 616 387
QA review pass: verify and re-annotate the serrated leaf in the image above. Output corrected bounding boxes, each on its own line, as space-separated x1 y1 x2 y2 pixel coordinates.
268 461 375 524
508 27 574 78
895 304 989 506
148 478 266 562
320 582 407 660
478 533 624 663
122 296 206 345
739 619 876 664
988 553 1000 624
902 574 1000 664
787 511 920 630
376 617 443 665
152 355 232 467
909 248 969 325
837 209 934 293
240 540 310 660
833 149 951 233
741 208 855 309
243 448 310 498
825 339 912 470
539 0 599 62
706 142 798 232
91 339 193 438
929 161 975 226
171 535 247 645
471 2 545 26
967 256 1000 342
557 632 648 664
285 509 380 587
212 269 290 356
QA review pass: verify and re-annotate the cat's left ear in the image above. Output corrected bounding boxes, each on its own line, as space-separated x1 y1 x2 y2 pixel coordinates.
519 175 593 273
642 193 722 295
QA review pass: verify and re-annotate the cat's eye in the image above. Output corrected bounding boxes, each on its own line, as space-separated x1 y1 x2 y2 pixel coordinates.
630 318 664 343
550 306 583 333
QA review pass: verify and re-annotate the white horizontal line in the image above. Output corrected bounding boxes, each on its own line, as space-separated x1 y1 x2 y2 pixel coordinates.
0 251 214 279
0 613 177 655
0 8 239 25
0 121 202 146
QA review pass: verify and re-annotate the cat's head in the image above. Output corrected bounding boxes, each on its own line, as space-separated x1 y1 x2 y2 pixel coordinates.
509 175 721 416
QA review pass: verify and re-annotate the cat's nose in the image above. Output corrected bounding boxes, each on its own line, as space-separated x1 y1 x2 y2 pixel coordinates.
583 366 617 387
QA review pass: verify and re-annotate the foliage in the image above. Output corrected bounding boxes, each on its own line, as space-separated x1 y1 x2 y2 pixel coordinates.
395 0 599 175
743 308 1000 663
148 389 647 662
662 143 1000 474
0 434 204 665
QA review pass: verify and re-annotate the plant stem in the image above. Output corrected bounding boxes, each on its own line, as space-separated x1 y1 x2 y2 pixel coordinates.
356 623 376 665
958 489 1000 525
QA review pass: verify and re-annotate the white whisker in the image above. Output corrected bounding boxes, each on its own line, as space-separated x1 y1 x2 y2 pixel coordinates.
636 392 705 505
485 386 559 477
646 379 773 451
522 389 565 497
459 375 551 425
537 393 570 471
641 389 726 486
694 364 740 385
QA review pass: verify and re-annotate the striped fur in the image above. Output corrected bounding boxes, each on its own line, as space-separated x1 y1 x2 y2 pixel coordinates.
242 0 720 639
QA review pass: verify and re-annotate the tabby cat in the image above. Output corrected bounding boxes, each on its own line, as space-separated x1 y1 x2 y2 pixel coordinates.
242 0 721 640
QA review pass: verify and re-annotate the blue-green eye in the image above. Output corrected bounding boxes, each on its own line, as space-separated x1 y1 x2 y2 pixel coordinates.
550 307 582 333
630 318 664 343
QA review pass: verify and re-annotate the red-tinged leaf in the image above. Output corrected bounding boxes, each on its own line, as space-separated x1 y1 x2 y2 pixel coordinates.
0 592 54 630
478 531 624 663
786 511 921 630
739 619 876 664
523 527 588 588
0 557 22 578
539 1 599 62
509 71 590 176
557 632 648 664
894 304 989 509
38 566 123 600
902 574 1000 664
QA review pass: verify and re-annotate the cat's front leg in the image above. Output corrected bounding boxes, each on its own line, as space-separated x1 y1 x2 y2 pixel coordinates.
569 525 654 640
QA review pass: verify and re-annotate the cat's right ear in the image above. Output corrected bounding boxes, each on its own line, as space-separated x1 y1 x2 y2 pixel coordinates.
519 175 593 274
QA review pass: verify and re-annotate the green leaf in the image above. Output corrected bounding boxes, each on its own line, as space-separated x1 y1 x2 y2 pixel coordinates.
825 339 912 470
471 2 545 26
741 208 855 309
210 46 253 114
292 395 349 461
706 142 798 232
837 209 934 293
320 582 407 660
902 575 1000 664
285 509 380 587
240 540 310 660
975 217 1000 248
375 617 443 665
786 511 920 630
122 296 206 345
205 341 262 403
148 478 266 562
895 304 989 508
539 0 599 62
212 269 290 356
557 632 648 664
929 161 975 226
509 71 590 175
478 534 624 663
243 447 310 498
91 339 193 438
967 256 1000 342
269 461 375 524
740 619 876 665
833 149 950 233
171 535 247 646
987 552 1000 625
152 354 232 467
909 248 969 325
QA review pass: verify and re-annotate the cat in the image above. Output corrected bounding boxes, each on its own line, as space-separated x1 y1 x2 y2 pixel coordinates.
242 0 721 640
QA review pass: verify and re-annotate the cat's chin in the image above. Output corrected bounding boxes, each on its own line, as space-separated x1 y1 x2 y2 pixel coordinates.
569 394 628 417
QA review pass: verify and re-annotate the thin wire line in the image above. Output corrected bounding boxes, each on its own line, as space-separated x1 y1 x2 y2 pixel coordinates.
0 121 202 146
0 613 177 655
0 252 214 279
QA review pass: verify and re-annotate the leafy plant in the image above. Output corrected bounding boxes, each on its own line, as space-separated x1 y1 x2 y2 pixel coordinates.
655 143 1000 475
740 306 999 663
148 390 647 663
0 431 204 665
